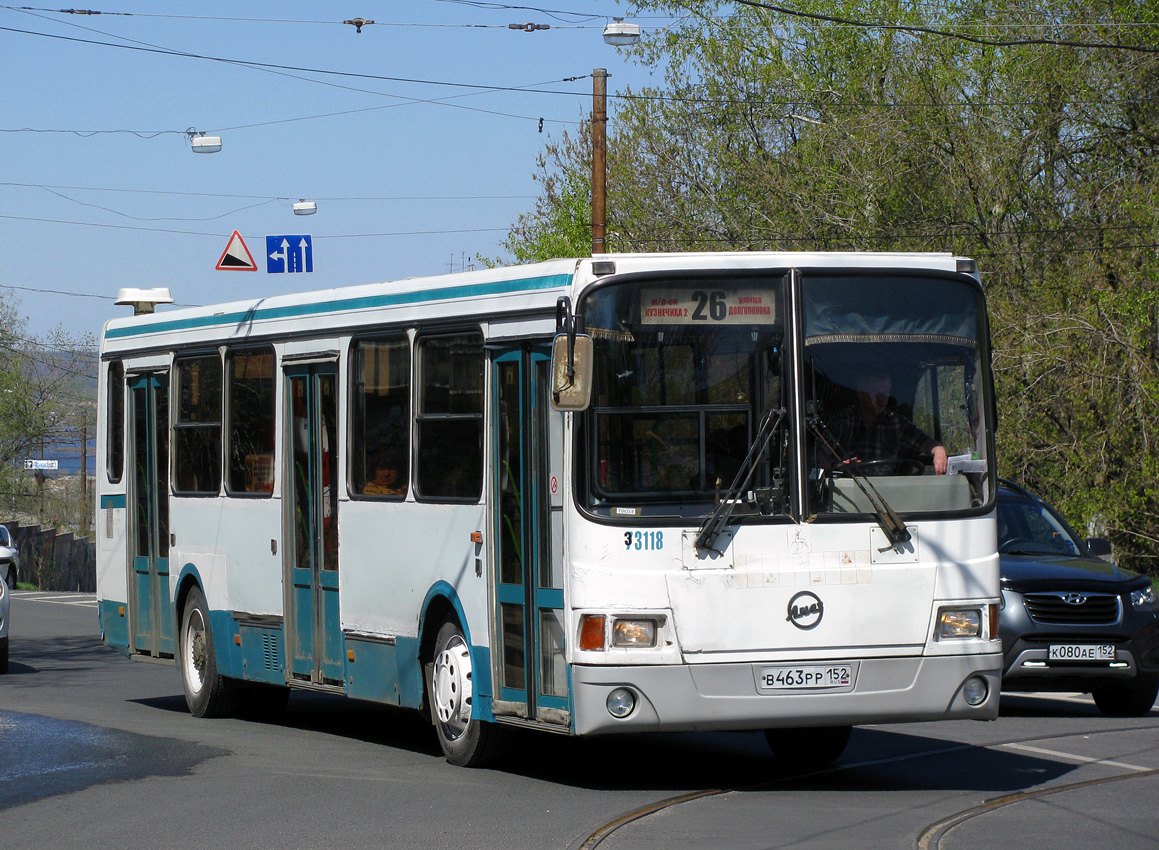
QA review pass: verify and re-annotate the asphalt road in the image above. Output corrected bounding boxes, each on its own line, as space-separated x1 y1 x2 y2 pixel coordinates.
2 591 1158 849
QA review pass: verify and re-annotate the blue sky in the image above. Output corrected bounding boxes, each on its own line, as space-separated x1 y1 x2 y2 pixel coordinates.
0 1 661 343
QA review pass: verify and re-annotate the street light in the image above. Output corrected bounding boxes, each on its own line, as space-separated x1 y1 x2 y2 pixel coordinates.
603 18 641 46
188 130 222 154
592 20 640 255
292 200 318 215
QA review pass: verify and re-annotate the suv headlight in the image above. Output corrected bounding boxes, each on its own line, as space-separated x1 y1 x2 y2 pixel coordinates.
1131 585 1158 611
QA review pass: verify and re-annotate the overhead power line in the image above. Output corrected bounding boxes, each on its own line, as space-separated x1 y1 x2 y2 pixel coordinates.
731 0 1159 53
0 24 603 95
2 3 603 27
0 182 536 202
0 213 509 239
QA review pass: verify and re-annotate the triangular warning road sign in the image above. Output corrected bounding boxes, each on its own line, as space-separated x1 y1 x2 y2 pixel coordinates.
216 230 258 271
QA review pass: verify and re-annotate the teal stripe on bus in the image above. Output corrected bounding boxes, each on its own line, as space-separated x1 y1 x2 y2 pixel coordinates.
101 494 127 509
104 273 572 340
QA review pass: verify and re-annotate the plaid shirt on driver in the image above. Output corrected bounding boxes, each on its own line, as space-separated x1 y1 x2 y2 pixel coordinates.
824 409 939 466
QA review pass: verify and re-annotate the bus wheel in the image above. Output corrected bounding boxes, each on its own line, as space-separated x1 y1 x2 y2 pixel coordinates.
431 619 504 767
765 725 852 768
180 586 237 718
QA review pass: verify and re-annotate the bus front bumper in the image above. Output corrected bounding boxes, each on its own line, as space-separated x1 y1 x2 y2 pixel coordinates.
570 652 1002 736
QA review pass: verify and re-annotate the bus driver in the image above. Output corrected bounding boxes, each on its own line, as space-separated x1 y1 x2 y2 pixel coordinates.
830 371 948 475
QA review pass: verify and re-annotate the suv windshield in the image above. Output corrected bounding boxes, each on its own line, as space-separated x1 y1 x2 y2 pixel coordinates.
998 494 1083 557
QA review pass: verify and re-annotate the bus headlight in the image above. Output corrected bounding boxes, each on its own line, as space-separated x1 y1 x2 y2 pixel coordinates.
612 618 657 647
936 607 982 639
606 687 637 718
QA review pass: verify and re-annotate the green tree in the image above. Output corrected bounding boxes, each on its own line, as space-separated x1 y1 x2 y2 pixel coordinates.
0 291 98 536
504 0 1159 572
501 125 598 262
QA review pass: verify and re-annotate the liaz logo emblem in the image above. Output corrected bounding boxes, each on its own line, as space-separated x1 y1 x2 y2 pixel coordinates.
787 591 824 630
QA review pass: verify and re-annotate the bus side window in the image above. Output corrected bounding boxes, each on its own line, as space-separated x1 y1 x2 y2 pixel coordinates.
226 347 276 494
351 335 411 498
107 360 125 483
415 331 483 501
174 353 223 495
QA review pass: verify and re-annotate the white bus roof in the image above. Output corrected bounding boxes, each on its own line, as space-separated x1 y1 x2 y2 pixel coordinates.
100 251 972 356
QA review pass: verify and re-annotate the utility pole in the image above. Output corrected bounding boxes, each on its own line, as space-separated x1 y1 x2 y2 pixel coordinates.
592 68 608 256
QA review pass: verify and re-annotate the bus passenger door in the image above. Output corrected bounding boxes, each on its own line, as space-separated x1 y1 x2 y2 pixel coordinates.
284 363 343 686
493 346 569 725
127 373 174 657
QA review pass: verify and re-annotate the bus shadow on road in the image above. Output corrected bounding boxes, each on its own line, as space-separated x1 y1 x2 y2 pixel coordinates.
127 688 1119 797
2 634 108 677
132 688 445 758
480 724 1084 796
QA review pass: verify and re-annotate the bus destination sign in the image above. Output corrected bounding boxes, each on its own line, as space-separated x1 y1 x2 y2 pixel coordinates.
640 288 776 325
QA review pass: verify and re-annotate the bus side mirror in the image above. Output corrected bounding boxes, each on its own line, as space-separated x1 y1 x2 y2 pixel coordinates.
551 333 593 411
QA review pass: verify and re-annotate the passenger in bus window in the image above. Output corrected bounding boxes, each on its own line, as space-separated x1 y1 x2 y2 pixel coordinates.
830 371 948 474
364 449 405 496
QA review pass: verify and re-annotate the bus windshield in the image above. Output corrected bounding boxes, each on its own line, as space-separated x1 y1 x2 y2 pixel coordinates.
577 269 992 520
802 273 990 516
580 275 787 519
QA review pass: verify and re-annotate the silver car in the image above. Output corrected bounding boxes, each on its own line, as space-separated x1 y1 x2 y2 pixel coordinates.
0 575 9 673
0 524 18 589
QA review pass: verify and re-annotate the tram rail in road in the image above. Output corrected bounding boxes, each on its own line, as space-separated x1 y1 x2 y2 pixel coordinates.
566 718 1159 849
3 592 1159 850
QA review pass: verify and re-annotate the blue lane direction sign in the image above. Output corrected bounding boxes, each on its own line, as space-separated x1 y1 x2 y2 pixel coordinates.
266 235 313 274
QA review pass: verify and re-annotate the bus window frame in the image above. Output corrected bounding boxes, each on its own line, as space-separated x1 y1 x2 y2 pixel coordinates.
223 344 277 498
106 359 125 484
348 331 413 501
413 328 485 504
172 350 223 497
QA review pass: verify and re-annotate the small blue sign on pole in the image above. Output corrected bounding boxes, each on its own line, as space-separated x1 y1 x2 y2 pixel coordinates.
266 235 313 274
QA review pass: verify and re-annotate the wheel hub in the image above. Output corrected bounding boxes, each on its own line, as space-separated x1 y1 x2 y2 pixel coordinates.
184 614 208 694
433 638 473 737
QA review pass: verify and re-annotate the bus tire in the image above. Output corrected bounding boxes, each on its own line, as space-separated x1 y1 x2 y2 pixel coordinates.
765 725 852 768
180 586 237 718
430 618 505 767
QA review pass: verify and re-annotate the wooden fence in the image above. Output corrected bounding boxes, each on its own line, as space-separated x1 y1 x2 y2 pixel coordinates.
6 522 96 592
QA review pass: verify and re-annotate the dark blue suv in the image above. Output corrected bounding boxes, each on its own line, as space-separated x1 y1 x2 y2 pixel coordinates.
998 481 1159 716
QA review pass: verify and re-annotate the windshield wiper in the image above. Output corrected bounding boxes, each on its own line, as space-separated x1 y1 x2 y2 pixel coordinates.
696 406 786 553
805 403 911 551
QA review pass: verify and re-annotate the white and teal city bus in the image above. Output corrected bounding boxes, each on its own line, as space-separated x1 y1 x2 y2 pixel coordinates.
96 252 1002 766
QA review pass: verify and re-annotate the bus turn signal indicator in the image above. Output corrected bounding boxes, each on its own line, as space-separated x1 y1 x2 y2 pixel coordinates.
579 615 606 651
